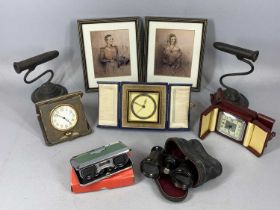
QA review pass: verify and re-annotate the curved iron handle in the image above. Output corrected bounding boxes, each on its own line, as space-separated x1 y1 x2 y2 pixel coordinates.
13 50 59 85
213 42 259 90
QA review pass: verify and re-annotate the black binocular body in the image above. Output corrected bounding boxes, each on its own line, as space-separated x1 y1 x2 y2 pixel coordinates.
70 141 132 186
140 138 222 202
78 153 131 185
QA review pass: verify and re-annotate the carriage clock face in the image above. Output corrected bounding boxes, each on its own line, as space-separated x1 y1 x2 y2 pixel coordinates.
50 104 78 131
216 111 247 141
36 92 92 146
128 92 159 122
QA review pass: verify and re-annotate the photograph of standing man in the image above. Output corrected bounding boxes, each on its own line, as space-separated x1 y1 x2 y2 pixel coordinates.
90 29 132 78
100 34 119 72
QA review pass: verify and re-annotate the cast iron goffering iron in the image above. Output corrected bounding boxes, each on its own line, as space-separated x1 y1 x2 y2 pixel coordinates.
213 42 259 107
13 50 68 103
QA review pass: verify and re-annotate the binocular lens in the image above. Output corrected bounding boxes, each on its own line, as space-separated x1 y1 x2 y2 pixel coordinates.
141 161 160 178
173 173 193 190
113 154 129 167
80 165 97 180
140 146 164 178
172 165 194 190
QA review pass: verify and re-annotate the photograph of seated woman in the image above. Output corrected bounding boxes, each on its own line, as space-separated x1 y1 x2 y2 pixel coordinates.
162 33 182 69
154 29 194 78
90 31 131 78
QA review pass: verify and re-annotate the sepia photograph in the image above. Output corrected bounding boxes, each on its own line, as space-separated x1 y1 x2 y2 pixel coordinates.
78 17 141 92
90 30 131 78
145 17 207 91
154 29 195 77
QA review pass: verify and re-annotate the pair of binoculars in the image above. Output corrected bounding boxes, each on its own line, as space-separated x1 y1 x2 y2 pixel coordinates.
140 146 195 190
79 153 129 182
71 141 131 186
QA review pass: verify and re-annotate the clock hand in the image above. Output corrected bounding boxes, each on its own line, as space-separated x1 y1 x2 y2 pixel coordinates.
133 101 144 108
64 118 72 124
143 98 147 105
55 114 65 119
55 114 72 124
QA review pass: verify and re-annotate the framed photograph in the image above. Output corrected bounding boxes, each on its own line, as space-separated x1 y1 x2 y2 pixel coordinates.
78 17 142 92
144 17 207 91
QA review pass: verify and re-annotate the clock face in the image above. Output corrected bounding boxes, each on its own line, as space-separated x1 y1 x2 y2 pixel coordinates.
128 92 159 122
50 104 78 131
216 111 246 141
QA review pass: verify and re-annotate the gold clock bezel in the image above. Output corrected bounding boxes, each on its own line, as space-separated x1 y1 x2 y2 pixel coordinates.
50 104 79 131
121 83 166 129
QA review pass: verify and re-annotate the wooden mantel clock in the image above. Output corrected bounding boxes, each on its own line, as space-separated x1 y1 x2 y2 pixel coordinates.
199 88 276 157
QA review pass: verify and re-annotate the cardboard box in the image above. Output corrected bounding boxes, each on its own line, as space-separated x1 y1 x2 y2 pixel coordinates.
71 167 135 193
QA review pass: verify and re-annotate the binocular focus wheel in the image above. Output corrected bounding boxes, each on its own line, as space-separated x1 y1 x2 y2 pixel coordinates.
162 155 177 175
151 146 164 152
113 154 129 167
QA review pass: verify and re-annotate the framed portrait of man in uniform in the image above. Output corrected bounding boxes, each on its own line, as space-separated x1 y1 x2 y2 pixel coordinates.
78 17 142 92
144 17 207 91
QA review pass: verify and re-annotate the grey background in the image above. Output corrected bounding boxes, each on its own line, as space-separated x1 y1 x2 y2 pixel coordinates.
0 0 279 209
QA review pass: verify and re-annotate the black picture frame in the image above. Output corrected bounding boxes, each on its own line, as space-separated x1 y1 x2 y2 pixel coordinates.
78 17 143 92
144 17 207 91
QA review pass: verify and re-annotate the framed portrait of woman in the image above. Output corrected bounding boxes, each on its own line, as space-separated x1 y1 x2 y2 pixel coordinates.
144 17 207 91
78 17 142 92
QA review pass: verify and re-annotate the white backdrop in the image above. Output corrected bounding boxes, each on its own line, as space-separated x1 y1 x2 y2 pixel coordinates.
0 0 279 209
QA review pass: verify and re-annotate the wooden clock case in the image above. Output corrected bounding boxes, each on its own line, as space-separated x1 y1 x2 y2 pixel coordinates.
199 88 276 157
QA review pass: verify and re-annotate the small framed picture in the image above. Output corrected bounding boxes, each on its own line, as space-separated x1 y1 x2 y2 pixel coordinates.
144 17 207 91
78 17 142 92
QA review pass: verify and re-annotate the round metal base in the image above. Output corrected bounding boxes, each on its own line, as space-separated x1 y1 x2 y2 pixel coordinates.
223 88 249 107
31 82 68 103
